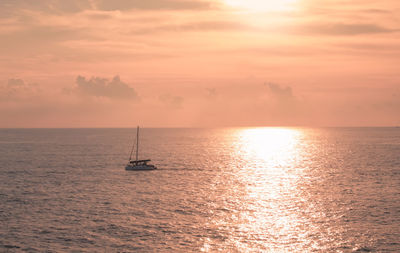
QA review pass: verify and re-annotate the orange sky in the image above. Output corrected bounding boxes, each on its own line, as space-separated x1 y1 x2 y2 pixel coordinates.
0 0 399 127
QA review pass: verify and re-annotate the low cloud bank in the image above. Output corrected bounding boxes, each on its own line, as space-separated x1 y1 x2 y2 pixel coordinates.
74 75 139 100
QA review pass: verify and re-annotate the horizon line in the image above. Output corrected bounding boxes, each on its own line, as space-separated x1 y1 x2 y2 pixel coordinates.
0 126 399 129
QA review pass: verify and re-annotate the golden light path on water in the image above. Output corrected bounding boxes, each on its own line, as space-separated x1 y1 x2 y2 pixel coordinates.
203 128 331 252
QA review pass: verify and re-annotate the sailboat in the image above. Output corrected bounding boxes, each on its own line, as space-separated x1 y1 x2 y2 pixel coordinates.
125 126 157 171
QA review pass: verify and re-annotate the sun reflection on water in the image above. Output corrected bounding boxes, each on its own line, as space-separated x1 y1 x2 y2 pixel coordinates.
206 127 321 252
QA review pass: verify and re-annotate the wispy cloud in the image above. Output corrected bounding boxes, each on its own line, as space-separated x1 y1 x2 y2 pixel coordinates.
159 94 184 109
96 0 215 11
129 20 250 35
0 0 215 15
296 23 396 36
0 0 93 16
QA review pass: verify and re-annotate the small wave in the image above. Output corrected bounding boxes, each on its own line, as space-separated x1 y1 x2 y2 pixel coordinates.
2 244 21 249
353 246 374 252
174 209 193 215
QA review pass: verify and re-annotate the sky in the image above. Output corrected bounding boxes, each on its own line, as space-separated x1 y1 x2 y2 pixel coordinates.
0 0 399 127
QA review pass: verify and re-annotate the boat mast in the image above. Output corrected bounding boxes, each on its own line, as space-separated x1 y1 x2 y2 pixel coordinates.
128 128 135 161
136 126 139 161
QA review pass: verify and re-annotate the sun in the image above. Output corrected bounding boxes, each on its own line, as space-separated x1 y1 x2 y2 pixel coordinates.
223 0 298 12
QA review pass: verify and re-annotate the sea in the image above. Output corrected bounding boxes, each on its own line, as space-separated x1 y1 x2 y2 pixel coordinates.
0 127 399 252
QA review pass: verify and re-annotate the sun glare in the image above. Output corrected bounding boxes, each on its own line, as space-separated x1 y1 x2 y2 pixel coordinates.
234 128 301 167
239 127 301 163
223 0 298 12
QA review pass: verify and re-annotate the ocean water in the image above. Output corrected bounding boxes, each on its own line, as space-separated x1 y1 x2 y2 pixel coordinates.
0 127 399 252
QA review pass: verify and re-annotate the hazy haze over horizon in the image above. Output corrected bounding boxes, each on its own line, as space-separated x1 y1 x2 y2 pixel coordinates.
1 0 399 127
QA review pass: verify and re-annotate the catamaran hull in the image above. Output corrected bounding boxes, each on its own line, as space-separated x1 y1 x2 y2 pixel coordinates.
125 165 157 171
